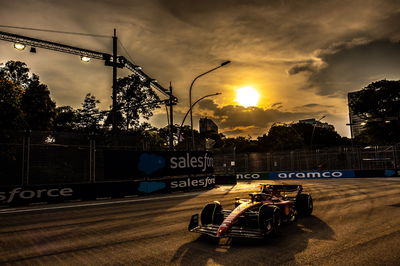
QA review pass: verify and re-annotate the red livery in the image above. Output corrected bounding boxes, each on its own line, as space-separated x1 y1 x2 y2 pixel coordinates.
189 184 313 238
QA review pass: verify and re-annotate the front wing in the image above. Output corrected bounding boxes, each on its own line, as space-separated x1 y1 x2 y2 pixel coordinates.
188 214 265 239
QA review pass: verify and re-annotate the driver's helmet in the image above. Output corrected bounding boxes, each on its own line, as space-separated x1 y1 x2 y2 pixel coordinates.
254 193 267 202
271 188 281 197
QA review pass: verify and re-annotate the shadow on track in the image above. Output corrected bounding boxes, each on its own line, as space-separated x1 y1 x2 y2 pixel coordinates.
171 215 335 266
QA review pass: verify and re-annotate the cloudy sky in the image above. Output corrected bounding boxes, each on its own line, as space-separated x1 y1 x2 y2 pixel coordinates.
1 0 400 137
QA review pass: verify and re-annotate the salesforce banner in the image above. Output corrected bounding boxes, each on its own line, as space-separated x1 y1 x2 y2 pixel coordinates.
104 150 213 179
135 176 216 194
0 184 87 206
269 170 355 179
0 175 218 206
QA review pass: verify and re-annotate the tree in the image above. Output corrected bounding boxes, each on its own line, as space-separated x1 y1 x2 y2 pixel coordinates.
105 74 161 131
350 80 400 144
53 106 78 131
0 79 25 130
257 122 342 151
265 125 304 151
0 60 56 131
0 61 30 88
21 74 56 130
76 93 104 132
292 123 342 148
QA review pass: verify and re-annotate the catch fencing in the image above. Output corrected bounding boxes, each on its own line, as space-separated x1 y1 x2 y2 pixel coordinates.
215 145 399 174
1 130 399 186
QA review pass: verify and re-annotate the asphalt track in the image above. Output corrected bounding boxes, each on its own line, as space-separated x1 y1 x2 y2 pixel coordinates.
1 178 400 266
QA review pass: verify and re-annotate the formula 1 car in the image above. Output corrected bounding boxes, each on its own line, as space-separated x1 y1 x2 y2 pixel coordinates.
188 184 313 239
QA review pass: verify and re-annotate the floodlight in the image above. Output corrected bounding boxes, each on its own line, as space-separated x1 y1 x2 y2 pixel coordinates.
81 56 91 62
14 43 26 50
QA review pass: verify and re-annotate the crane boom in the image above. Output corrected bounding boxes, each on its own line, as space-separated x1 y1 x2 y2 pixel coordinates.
0 30 177 102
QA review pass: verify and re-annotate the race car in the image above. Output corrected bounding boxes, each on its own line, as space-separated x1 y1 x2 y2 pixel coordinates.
188 184 313 239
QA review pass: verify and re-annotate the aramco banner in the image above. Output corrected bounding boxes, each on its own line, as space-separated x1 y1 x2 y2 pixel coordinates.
268 170 355 179
104 150 214 179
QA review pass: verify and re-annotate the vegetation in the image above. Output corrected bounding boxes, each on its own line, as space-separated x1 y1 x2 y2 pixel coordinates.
350 80 400 144
0 60 160 135
2 60 397 150
0 61 55 131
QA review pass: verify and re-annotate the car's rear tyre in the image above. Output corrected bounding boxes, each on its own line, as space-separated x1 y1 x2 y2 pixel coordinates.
259 204 281 236
297 193 313 216
200 201 223 225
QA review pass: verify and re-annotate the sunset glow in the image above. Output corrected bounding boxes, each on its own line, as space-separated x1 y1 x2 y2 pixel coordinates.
235 86 260 107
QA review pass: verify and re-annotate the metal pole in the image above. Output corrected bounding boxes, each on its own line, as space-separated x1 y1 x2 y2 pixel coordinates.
112 29 118 131
169 82 174 150
21 131 25 186
89 134 92 183
310 115 326 149
189 61 231 150
177 93 221 145
93 137 96 183
26 131 30 185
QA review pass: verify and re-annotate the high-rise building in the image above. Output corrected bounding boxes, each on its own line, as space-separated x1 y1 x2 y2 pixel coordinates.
199 117 218 134
348 91 366 138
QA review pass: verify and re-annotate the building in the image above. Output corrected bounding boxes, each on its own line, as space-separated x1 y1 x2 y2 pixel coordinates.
348 91 366 138
199 117 218 134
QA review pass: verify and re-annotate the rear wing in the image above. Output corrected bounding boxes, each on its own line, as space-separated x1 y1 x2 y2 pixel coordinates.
259 184 303 194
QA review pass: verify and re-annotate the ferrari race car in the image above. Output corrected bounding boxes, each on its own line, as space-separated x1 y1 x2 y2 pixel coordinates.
188 184 313 239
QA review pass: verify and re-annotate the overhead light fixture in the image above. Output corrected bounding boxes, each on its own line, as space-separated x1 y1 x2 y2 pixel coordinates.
14 43 26 50
134 65 142 70
360 122 367 126
385 120 391 123
81 56 91 62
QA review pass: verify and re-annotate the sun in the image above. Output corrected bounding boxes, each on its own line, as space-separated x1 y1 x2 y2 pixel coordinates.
235 86 260 107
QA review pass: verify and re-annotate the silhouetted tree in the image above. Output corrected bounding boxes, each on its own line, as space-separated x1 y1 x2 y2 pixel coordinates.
0 60 56 130
76 93 104 132
0 78 25 130
105 74 161 131
292 123 342 148
266 125 304 151
0 61 30 87
350 80 400 144
257 122 342 151
53 106 78 131
21 74 56 130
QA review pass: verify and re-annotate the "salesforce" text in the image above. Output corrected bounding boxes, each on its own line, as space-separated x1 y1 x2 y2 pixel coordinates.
170 177 215 188
0 187 74 203
170 153 213 172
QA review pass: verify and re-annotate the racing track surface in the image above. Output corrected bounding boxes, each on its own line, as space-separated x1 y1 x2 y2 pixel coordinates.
1 178 400 265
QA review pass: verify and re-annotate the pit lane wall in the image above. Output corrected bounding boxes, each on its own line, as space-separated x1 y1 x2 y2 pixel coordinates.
235 169 400 180
0 175 219 207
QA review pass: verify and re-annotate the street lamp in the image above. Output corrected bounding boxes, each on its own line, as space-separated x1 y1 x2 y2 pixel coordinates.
189 60 231 149
310 115 326 149
178 92 222 148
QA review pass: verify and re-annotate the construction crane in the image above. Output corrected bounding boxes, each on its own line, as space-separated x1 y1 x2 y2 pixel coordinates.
0 30 178 131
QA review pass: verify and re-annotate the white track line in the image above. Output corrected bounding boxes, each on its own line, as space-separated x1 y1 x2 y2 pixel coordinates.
0 191 206 215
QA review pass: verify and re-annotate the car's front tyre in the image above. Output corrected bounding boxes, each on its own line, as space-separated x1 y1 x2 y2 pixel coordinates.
200 201 224 225
259 204 281 236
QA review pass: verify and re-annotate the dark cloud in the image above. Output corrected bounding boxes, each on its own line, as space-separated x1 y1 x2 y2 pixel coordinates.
288 60 320 75
311 39 400 96
196 99 325 135
297 103 335 109
270 102 283 109
2 0 400 138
